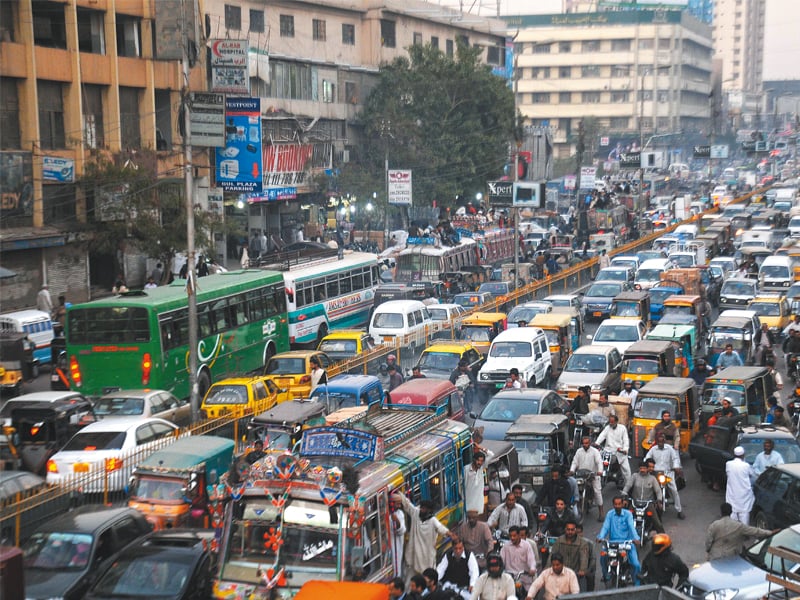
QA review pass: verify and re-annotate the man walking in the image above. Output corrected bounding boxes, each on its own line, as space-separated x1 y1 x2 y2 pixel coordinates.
706 502 776 560
726 446 755 524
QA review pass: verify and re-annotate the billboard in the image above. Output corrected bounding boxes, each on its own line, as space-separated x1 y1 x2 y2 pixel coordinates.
188 93 225 148
263 144 315 188
388 170 413 206
209 39 250 95
0 152 33 217
215 97 262 193
154 0 199 61
42 156 75 183
512 182 545 208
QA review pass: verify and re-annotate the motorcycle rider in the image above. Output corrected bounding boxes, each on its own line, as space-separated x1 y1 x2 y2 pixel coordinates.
535 468 574 513
689 358 714 389
469 554 515 600
436 538 479 600
754 323 776 366
540 497 572 538
619 380 638 404
571 386 591 416
644 431 685 520
500 526 538 594
595 414 631 488
771 405 794 431
783 329 800 377
594 392 616 420
525 552 580 600
597 495 642 586
450 359 478 412
454 511 494 568
487 492 528 536
645 410 680 451
641 534 689 589
622 460 665 534
569 436 604 521
549 519 590 591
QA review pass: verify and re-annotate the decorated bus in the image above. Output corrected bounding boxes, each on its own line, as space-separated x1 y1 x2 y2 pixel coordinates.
212 406 471 598
64 270 289 398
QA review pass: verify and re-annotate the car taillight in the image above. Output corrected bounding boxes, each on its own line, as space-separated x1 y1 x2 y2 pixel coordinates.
142 352 152 385
300 375 311 384
69 355 82 387
46 459 58 473
106 457 123 471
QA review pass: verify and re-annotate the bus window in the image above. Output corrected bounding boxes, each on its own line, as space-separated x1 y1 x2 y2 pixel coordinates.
263 288 277 314
248 291 266 320
274 287 286 312
314 283 326 302
326 275 339 298
352 271 364 290
340 275 352 294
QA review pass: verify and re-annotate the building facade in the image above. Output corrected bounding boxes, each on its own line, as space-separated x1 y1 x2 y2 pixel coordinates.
503 10 713 159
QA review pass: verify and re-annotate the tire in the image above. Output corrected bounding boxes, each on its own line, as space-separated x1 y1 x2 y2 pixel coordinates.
754 510 770 530
197 370 211 402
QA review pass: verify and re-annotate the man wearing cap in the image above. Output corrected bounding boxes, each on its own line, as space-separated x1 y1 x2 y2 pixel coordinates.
454 511 494 567
726 446 755 524
619 380 638 404
721 397 739 418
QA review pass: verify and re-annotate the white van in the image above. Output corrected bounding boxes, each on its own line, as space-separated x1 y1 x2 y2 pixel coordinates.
635 258 674 290
789 215 800 238
368 300 432 351
0 309 55 364
477 327 552 394
759 256 795 292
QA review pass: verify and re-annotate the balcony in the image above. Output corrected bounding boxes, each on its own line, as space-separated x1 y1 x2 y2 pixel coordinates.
117 56 147 86
79 52 111 84
35 46 73 81
0 41 26 78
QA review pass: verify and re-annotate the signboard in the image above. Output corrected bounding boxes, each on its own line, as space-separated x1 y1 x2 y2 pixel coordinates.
512 181 545 208
619 152 640 168
210 39 249 95
154 0 198 60
263 144 314 189
693 145 711 158
563 175 576 190
245 187 297 203
580 166 597 190
0 151 33 217
600 136 610 146
189 93 225 148
388 170 413 206
215 97 263 193
710 145 730 159
641 151 665 169
300 427 384 461
42 156 75 183
487 180 513 204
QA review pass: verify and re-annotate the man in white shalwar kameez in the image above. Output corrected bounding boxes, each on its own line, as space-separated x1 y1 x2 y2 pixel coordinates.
464 451 487 514
390 498 407 578
726 446 756 525
393 493 452 576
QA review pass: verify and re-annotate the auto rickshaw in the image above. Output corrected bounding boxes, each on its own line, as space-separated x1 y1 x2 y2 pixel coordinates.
530 313 573 378
459 312 507 356
550 306 584 351
660 295 708 337
621 340 676 388
631 377 698 457
504 414 570 500
482 439 520 514
0 333 27 397
646 323 697 377
700 366 775 426
610 291 651 328
649 282 686 324
248 398 329 451
707 315 754 368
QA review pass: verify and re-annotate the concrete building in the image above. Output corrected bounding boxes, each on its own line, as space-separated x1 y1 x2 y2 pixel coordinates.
504 10 713 159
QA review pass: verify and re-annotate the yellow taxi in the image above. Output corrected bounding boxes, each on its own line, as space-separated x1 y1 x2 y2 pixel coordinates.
263 350 331 399
747 294 792 338
200 375 289 419
414 341 484 380
317 330 375 363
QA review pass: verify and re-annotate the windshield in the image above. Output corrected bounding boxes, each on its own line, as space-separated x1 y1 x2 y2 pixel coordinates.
702 385 746 410
310 391 358 410
91 552 193 597
635 396 677 419
650 289 680 304
611 259 636 270
587 284 622 298
372 312 404 329
622 359 660 375
744 526 800 573
598 270 628 282
63 431 126 451
462 326 492 343
22 532 94 569
204 384 249 405
512 439 551 467
594 325 639 343
508 306 547 323
565 353 607 373
221 499 338 583
709 331 748 353
428 308 449 321
478 283 509 295
761 265 790 279
93 396 145 417
318 340 357 354
419 352 460 372
670 255 694 268
750 303 781 317
67 307 151 345
542 329 559 346
740 438 800 465
266 358 306 375
709 265 724 279
490 341 532 358
721 281 756 296
638 251 665 262
131 476 184 502
636 269 661 283
479 398 539 422
663 305 693 317
454 295 483 308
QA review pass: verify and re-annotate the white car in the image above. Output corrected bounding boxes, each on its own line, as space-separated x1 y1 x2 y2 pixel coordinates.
589 318 647 354
46 417 179 492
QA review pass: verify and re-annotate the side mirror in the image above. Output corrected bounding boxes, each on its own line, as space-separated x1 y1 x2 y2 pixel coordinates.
586 334 593 341
469 411 478 419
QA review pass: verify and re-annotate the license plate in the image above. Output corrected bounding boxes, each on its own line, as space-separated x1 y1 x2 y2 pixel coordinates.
495 383 505 389
593 311 602 317
383 336 394 342
531 476 543 486
73 463 89 473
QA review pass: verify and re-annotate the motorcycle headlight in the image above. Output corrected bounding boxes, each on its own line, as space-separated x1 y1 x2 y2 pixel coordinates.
704 589 739 600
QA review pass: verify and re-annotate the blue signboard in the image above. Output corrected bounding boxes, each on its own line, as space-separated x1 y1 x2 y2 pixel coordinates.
42 156 75 183
245 187 297 203
300 427 384 461
215 97 263 193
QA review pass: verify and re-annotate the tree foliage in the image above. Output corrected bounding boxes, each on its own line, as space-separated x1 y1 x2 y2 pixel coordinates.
346 41 515 206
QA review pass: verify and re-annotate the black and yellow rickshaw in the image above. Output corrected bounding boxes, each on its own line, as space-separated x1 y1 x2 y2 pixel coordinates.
610 290 651 328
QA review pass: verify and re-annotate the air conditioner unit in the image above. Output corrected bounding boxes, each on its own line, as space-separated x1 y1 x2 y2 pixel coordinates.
342 150 350 163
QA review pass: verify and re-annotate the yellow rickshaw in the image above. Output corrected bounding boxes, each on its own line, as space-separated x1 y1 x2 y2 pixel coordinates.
550 306 584 351
661 294 707 337
530 313 572 378
610 291 651 328
621 340 675 388
631 377 698 457
459 312 507 356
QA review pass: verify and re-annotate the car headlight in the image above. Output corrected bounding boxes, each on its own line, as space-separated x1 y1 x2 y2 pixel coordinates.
591 383 604 391
720 297 727 303
557 382 568 391
704 589 739 600
480 373 488 381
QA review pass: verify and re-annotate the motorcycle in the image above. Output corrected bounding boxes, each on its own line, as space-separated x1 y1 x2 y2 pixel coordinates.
574 469 595 520
601 540 635 588
505 571 531 600
628 498 657 543
440 582 470 600
533 505 558 565
655 471 673 511
790 388 800 431
600 450 626 490
789 354 800 384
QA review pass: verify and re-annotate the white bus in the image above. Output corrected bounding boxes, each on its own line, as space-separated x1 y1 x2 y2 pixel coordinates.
282 252 381 346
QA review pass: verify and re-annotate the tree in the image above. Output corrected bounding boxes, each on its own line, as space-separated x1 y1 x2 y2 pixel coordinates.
349 41 515 208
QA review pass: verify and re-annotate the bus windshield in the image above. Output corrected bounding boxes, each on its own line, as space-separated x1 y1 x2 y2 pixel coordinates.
67 307 150 344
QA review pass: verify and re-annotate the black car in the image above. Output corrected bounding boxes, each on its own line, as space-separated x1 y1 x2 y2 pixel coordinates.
86 529 216 600
752 463 800 531
22 505 152 600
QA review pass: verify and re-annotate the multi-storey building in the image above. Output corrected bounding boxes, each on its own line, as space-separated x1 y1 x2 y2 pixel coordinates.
503 10 713 159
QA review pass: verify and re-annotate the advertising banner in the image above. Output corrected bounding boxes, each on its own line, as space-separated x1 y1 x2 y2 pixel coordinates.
388 170 413 206
215 97 262 193
487 180 513 205
210 39 249 95
42 156 75 183
245 187 297 203
263 144 314 188
710 145 730 159
0 152 33 217
189 93 225 148
580 166 597 190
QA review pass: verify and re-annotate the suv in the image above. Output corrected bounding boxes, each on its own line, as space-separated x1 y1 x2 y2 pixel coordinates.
555 344 622 399
752 463 800 530
719 278 759 311
478 328 552 398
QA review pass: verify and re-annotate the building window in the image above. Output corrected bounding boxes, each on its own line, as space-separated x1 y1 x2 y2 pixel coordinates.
532 92 550 104
534 43 551 54
559 66 571 78
280 14 294 38
610 117 629 129
582 91 601 104
380 20 395 48
639 90 653 101
116 15 141 57
0 1 15 42
558 42 571 53
224 4 241 30
658 38 671 50
611 39 631 52
638 39 653 50
154 89 171 150
445 39 453 56
269 60 313 100
322 80 335 103
431 36 439 49
312 19 326 41
76 8 104 54
250 9 264 33
559 92 571 103
43 184 75 225
657 117 671 129
37 80 65 149
640 118 653 130
32 1 67 48
458 35 469 47
82 83 105 149
532 67 550 79
611 65 630 77
0 78 20 149
119 86 141 149
345 81 357 104
487 45 503 66
611 91 629 103
582 40 600 52
342 23 355 45
413 32 422 46
581 65 600 77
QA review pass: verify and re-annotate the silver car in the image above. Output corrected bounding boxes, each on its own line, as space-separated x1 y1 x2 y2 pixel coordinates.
681 524 800 600
93 389 191 426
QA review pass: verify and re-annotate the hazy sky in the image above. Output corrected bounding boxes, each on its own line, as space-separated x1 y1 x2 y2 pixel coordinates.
763 0 800 81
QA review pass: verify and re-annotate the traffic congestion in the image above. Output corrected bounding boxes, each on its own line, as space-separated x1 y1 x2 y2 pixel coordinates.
5 168 800 600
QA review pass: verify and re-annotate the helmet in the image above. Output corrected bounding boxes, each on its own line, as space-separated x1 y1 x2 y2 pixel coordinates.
486 553 504 570
379 363 388 374
387 354 397 362
652 533 671 555
624 379 633 385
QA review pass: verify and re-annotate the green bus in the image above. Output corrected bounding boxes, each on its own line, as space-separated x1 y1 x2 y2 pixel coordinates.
65 270 289 398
